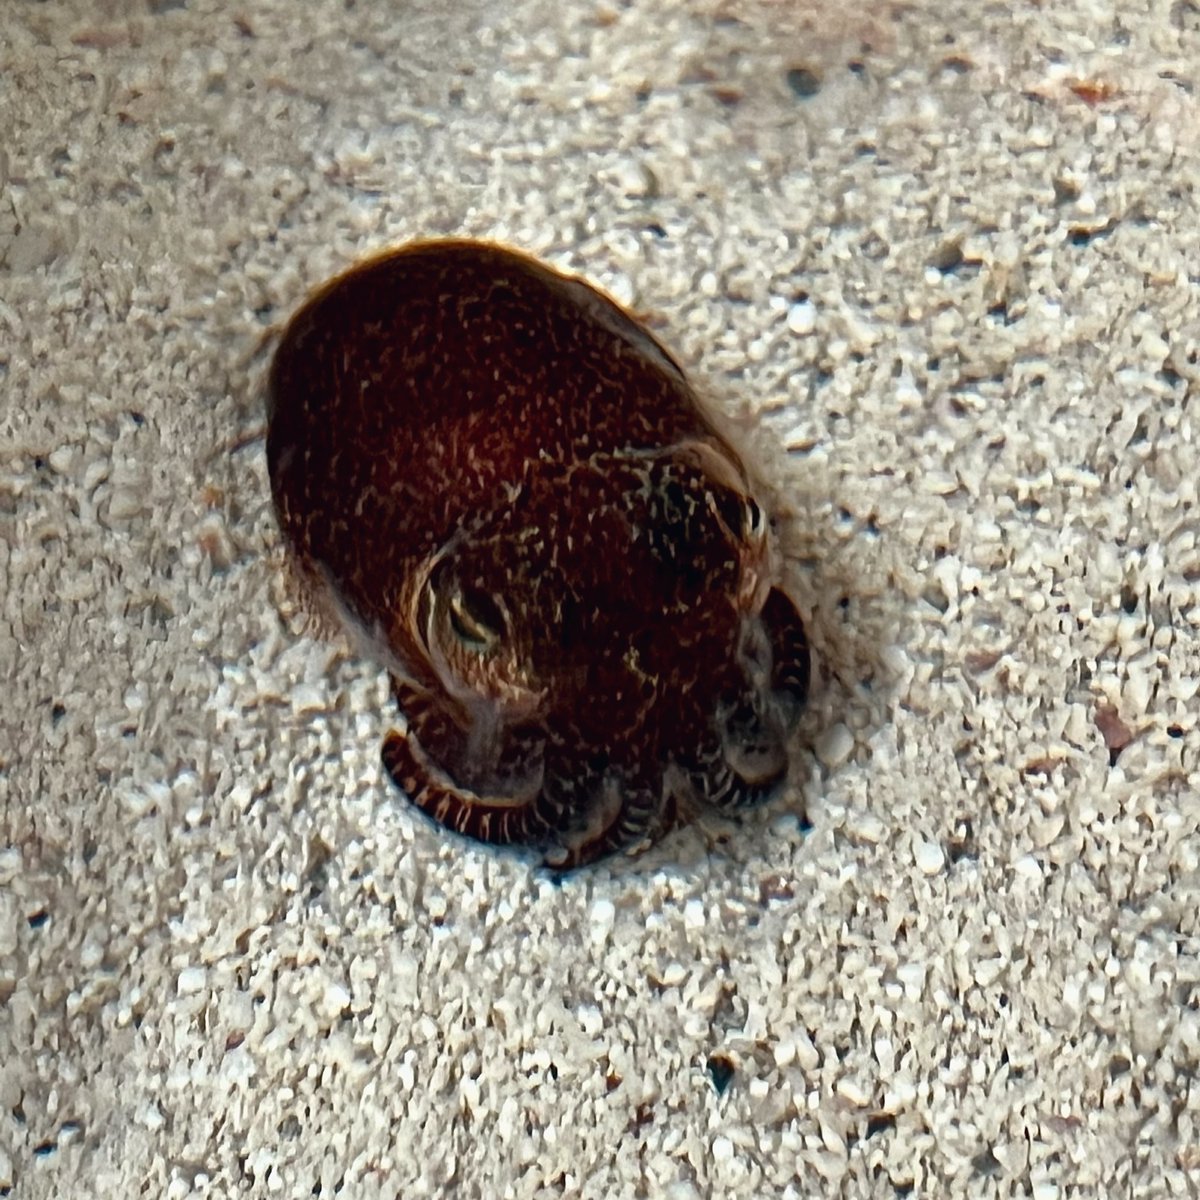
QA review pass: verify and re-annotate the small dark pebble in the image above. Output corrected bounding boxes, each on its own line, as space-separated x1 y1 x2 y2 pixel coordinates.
707 1052 736 1095
786 66 822 98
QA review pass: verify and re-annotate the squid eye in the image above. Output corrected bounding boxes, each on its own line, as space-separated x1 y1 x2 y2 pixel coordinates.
448 587 506 650
744 496 766 537
711 487 766 540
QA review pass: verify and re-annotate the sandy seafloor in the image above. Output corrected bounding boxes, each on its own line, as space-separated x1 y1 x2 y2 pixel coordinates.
3 1 1200 1196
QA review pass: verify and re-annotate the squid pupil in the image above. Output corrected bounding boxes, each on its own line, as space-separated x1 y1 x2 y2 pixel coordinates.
713 487 758 539
745 497 763 534
449 588 505 647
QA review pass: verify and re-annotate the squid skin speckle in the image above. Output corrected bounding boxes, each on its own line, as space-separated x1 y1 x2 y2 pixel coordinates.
266 239 810 868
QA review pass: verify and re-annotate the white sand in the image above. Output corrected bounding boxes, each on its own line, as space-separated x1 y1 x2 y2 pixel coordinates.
3 1 1199 1196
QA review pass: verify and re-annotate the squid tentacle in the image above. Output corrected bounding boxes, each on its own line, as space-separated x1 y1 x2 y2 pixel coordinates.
683 731 787 812
547 773 665 869
762 586 811 703
382 728 557 849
